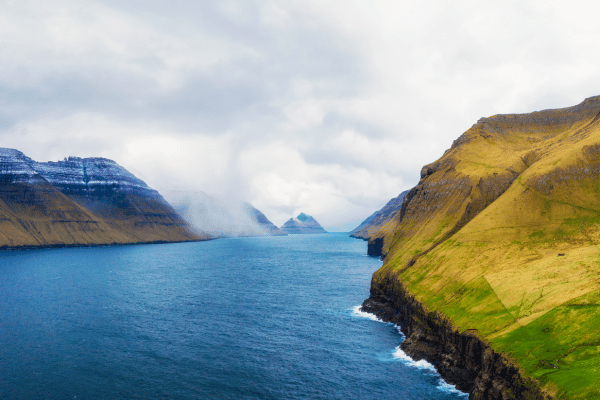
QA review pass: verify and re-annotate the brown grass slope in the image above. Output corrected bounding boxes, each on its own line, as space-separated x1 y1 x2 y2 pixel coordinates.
0 178 207 249
369 95 600 399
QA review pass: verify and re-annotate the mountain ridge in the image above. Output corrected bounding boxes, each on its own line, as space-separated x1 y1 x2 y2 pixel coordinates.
362 95 600 399
0 148 208 248
280 213 327 234
349 190 408 240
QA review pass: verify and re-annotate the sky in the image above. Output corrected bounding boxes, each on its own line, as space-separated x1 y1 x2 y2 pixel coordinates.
1 0 600 231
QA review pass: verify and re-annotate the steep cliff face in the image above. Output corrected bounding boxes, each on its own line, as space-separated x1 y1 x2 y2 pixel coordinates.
362 275 550 400
280 212 327 234
350 190 408 240
363 96 600 399
0 148 207 248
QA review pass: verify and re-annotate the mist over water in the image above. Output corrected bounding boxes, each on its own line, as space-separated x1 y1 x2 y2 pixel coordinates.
168 191 274 237
0 234 466 399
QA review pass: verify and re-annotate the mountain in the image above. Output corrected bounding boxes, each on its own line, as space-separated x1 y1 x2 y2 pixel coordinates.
280 212 327 234
170 191 285 237
349 190 408 240
0 149 208 248
361 96 600 399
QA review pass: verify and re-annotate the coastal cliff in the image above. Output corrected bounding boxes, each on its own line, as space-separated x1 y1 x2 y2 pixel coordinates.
362 273 550 399
350 190 408 241
362 96 600 399
0 149 208 248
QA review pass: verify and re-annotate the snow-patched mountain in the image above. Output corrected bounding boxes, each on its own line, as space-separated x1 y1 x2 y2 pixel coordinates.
280 212 327 234
0 148 207 248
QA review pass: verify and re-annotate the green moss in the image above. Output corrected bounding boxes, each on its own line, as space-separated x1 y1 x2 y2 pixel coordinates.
493 292 600 399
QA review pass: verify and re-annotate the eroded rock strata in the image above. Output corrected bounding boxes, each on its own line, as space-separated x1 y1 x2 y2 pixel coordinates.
361 273 550 400
0 148 208 248
361 96 600 399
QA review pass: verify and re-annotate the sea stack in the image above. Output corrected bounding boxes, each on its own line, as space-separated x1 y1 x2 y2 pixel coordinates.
280 212 327 234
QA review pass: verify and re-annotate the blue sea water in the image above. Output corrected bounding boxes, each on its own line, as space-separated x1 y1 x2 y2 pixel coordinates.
0 233 467 399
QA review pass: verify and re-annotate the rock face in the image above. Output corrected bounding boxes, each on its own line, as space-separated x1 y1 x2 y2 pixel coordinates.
280 212 327 234
363 96 600 399
170 191 285 237
349 190 408 240
361 275 550 400
0 148 208 248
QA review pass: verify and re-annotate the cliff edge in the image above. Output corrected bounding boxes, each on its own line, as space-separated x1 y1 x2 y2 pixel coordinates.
0 149 208 248
363 96 600 399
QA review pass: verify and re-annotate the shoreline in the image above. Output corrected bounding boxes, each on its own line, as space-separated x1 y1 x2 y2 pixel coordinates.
361 271 553 400
0 238 213 252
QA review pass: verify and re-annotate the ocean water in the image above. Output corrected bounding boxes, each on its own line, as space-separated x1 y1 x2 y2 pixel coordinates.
0 233 467 399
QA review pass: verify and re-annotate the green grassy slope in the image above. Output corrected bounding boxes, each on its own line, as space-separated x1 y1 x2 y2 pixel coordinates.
371 96 600 399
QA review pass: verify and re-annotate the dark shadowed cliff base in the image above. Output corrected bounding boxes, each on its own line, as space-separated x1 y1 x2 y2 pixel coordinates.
361 272 552 400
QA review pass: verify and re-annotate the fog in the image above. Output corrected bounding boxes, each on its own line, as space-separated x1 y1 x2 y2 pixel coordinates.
168 191 280 237
1 1 599 230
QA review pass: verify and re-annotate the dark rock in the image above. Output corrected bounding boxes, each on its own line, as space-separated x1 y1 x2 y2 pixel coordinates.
361 273 553 400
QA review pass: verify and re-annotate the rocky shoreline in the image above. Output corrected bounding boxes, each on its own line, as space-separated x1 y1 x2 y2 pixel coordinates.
361 272 553 400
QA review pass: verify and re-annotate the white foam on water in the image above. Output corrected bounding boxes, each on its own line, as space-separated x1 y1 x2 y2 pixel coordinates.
351 305 385 322
392 346 437 372
352 305 469 397
437 378 470 397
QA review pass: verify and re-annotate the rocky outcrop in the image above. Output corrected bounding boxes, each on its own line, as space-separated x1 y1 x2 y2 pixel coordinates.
350 190 408 240
362 273 551 400
280 212 327 234
0 148 208 248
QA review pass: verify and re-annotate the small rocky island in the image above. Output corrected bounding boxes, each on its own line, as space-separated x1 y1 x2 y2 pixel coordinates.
280 212 327 234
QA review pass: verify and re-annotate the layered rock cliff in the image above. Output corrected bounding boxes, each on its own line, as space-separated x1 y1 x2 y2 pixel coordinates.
280 212 327 234
349 190 408 240
0 148 208 248
362 96 600 399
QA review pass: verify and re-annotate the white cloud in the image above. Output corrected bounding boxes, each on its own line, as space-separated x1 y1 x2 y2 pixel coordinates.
1 0 600 230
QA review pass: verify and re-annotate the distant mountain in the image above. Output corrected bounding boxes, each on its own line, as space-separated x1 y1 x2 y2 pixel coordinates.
280 213 327 234
171 191 285 237
349 190 408 240
0 148 207 248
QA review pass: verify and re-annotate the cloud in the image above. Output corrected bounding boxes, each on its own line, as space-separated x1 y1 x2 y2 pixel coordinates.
1 0 600 230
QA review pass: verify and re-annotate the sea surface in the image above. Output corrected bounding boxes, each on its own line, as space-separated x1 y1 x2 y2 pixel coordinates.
0 233 467 399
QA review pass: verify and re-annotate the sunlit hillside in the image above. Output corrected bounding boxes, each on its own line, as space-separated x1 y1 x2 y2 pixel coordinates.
371 96 600 399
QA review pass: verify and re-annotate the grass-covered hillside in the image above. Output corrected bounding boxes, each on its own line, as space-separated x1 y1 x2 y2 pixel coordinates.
371 96 600 399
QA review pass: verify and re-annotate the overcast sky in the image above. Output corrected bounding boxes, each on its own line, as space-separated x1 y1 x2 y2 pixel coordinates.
1 0 599 230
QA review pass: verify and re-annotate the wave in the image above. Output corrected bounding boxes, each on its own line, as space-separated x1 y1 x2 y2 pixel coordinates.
351 305 385 322
352 305 469 398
